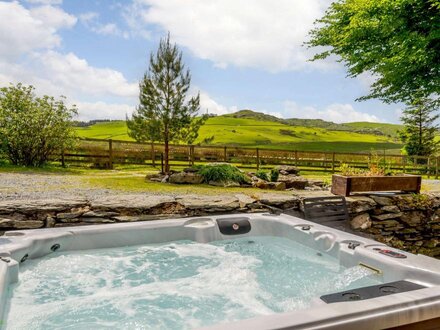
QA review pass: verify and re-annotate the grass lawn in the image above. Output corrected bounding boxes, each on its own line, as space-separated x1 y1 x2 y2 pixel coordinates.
1 162 437 194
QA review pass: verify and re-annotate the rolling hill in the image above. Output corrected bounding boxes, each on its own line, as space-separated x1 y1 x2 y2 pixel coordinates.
74 110 403 153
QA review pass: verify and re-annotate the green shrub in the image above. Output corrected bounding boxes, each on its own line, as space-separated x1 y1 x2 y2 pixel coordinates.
270 168 279 182
255 170 269 181
198 164 249 184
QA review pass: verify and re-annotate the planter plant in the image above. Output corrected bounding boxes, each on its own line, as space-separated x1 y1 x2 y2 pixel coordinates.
331 164 421 196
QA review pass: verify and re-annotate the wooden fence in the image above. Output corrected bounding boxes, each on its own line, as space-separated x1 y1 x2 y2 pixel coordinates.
56 138 440 177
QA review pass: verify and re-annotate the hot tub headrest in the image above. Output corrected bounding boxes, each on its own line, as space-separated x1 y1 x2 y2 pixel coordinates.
216 217 251 235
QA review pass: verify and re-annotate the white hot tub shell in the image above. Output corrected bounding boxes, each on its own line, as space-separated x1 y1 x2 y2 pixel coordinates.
0 213 439 329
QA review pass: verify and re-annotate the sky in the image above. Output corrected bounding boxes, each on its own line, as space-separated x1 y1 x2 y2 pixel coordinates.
0 0 404 123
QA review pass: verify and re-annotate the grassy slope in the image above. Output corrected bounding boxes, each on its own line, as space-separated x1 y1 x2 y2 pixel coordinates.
75 116 402 153
75 121 133 141
344 122 403 137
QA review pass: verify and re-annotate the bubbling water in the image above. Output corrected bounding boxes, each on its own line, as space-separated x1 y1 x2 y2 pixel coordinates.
5 236 381 329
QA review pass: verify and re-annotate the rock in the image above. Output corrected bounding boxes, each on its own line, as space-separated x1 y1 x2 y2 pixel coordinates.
255 181 286 190
176 195 240 213
275 165 299 175
57 211 84 221
278 175 307 190
81 218 116 223
381 205 400 213
82 211 120 218
13 220 44 229
0 218 14 228
346 196 376 213
350 213 371 230
270 182 286 191
400 211 425 227
169 172 204 184
114 214 184 222
397 228 418 234
161 175 170 183
423 239 439 248
91 195 176 213
45 216 56 228
208 180 241 187
149 178 162 182
306 180 326 188
379 220 402 228
257 193 299 209
255 181 269 189
370 196 394 206
235 194 257 208
0 199 88 215
372 212 403 221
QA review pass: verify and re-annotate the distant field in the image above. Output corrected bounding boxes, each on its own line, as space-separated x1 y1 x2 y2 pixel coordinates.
344 122 402 137
75 116 402 153
75 121 133 141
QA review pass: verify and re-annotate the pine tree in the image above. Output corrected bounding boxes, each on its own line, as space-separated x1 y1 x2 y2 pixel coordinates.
399 97 439 158
127 34 204 174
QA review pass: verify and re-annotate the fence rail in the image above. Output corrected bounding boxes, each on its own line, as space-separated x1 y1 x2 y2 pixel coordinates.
54 138 439 177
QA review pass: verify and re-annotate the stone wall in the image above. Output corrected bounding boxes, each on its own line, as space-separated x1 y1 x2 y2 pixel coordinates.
0 192 439 258
347 194 440 258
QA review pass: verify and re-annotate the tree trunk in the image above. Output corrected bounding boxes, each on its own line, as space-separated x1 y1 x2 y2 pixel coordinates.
164 138 170 175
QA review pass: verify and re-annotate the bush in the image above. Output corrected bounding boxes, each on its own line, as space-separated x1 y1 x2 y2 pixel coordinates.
270 168 279 182
198 164 250 184
0 83 77 167
255 170 269 181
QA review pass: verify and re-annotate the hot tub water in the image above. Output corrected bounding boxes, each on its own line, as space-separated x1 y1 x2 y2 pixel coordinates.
5 236 381 329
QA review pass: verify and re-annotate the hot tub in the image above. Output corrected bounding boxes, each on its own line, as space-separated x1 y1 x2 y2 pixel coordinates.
0 213 439 329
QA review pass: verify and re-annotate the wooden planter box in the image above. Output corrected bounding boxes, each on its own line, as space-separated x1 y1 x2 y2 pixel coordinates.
331 174 422 196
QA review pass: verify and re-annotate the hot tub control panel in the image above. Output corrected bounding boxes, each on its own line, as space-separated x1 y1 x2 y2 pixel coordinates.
320 280 426 303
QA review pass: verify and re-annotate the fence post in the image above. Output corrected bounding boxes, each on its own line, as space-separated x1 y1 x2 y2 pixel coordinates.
61 149 65 167
427 157 431 178
190 145 195 166
224 146 227 162
108 139 113 169
151 143 155 167
160 153 164 174
331 152 335 173
294 150 298 166
256 148 260 170
402 156 406 173
436 157 439 179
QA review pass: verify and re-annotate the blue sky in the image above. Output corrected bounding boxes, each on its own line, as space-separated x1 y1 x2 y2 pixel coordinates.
0 0 403 123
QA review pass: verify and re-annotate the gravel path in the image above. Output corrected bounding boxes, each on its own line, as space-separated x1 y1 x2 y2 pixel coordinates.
0 173 119 201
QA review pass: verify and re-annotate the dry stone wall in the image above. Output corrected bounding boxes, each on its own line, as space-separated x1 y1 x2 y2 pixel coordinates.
0 192 438 258
347 194 440 258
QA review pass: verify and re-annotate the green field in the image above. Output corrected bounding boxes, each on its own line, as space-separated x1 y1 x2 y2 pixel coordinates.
75 111 403 153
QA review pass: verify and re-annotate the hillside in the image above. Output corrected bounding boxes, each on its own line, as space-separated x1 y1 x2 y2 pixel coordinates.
75 110 402 153
344 122 402 137
225 110 402 136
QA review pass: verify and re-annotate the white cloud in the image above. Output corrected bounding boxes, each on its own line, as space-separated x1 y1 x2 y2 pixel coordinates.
0 2 137 120
283 101 381 123
124 0 333 72
31 51 138 98
79 11 129 38
30 5 77 29
73 101 135 121
0 2 76 59
27 0 63 5
198 91 237 115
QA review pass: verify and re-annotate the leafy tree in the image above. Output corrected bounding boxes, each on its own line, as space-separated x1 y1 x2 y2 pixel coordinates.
0 83 77 167
399 97 439 157
308 0 440 106
127 34 205 173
